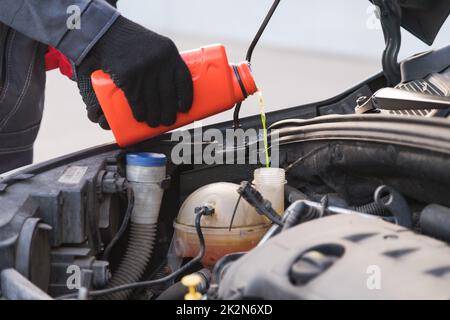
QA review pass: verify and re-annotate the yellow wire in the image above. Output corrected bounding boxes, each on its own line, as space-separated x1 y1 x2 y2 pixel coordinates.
258 92 270 168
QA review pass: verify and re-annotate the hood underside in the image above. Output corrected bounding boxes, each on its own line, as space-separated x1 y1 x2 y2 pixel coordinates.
372 0 450 45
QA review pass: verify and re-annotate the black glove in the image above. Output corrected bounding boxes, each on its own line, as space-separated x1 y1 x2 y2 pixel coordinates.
77 75 111 129
77 16 193 128
75 0 118 130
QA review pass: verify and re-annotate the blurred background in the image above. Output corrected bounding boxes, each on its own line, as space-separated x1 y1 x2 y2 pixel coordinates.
35 0 450 162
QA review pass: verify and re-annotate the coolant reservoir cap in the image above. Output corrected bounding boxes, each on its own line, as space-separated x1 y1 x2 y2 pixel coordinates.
126 152 166 167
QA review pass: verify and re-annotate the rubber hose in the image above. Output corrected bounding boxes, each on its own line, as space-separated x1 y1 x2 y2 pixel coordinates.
282 201 322 231
353 201 391 216
284 185 308 203
100 223 157 300
156 281 187 300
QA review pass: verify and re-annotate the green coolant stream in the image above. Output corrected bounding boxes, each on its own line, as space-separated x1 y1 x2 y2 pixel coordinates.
258 92 270 168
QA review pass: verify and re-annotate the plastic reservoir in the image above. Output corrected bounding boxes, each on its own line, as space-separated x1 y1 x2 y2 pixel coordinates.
126 153 166 224
253 168 286 215
173 182 271 268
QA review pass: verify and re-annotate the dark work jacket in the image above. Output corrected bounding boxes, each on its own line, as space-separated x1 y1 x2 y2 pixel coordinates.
0 0 119 173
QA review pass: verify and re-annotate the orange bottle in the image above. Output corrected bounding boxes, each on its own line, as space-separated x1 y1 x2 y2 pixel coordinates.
91 44 258 147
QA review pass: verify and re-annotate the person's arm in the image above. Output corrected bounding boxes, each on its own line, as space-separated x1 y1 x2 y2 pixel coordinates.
0 0 119 65
0 0 193 129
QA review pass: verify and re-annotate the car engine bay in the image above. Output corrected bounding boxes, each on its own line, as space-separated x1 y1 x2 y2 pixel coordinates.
2 0 450 301
2 59 450 299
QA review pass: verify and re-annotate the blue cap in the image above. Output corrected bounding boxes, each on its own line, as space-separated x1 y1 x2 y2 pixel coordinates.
126 153 167 167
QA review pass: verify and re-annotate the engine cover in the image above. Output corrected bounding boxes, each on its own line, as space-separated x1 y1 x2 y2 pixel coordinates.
217 214 450 299
386 67 450 117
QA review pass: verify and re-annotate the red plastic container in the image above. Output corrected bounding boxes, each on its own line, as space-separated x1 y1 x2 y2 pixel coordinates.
91 44 258 147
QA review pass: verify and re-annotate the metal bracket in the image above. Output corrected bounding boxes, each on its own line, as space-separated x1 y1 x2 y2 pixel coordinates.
355 87 450 114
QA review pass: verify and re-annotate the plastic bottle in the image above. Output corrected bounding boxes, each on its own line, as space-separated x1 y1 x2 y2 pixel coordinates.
91 44 258 147
253 168 286 215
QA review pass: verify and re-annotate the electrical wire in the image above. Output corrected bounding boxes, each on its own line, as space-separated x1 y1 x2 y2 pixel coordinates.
228 193 243 231
102 186 134 261
57 208 208 300
285 145 330 172
233 0 282 129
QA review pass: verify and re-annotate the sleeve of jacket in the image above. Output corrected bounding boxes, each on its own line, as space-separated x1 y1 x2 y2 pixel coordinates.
0 0 119 65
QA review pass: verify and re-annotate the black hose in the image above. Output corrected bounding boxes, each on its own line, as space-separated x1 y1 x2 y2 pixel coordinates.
100 223 157 300
375 0 401 85
233 0 282 129
285 185 308 203
420 204 450 243
102 187 134 261
58 209 208 300
257 200 325 245
352 201 391 216
156 281 187 301
282 201 323 231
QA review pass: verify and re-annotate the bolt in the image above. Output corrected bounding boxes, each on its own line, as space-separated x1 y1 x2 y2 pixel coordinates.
356 96 368 107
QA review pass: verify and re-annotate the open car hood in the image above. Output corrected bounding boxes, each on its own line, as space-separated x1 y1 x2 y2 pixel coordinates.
371 0 450 45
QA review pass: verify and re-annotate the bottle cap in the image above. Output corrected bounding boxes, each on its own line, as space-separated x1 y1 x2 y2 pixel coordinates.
126 152 167 167
182 274 203 300
237 62 258 96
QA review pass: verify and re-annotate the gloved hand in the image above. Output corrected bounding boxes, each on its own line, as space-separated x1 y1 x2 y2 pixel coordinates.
77 15 193 129
77 75 111 129
75 0 118 130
